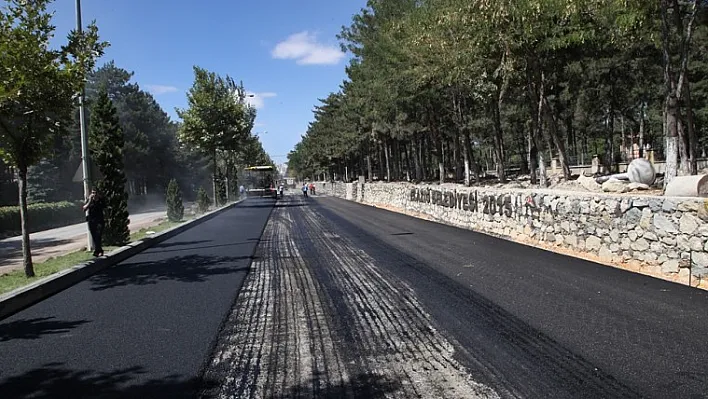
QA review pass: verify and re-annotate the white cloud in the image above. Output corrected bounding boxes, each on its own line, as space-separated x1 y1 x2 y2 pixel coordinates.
271 31 345 66
146 85 178 95
246 92 277 109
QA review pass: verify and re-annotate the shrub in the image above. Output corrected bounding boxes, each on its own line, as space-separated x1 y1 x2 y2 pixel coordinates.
166 179 184 222
0 201 83 237
196 187 210 214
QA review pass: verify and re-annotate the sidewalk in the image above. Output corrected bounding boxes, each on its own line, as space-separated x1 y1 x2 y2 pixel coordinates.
0 210 167 275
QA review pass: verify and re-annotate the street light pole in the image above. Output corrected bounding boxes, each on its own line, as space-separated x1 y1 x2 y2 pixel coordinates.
76 0 92 251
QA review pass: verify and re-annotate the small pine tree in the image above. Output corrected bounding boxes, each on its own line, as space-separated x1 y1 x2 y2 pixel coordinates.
216 171 227 206
196 187 210 213
166 178 184 222
90 89 130 246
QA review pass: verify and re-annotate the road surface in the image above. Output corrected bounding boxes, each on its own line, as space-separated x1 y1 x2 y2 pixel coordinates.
0 209 168 275
1 195 708 398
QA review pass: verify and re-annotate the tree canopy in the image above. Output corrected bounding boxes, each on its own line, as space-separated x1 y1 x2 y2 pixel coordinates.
288 0 708 189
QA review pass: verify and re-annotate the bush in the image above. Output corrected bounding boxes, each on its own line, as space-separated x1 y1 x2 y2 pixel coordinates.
166 179 184 222
196 187 210 214
0 201 83 237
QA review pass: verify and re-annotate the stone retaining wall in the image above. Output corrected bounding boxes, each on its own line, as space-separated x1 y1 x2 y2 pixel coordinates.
317 181 708 289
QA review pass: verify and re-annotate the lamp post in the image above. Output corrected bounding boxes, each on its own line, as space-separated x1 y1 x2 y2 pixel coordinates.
76 0 92 251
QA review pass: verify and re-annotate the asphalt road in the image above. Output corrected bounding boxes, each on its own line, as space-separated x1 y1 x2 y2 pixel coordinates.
203 194 708 398
0 198 274 398
1 193 707 398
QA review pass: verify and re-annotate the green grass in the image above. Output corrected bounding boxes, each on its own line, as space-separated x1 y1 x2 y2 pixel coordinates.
0 216 195 296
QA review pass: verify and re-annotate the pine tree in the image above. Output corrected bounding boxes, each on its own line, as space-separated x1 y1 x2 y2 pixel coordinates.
166 178 184 222
90 89 130 246
196 187 210 213
216 171 227 206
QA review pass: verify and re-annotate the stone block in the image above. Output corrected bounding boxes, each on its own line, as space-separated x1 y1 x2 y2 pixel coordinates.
644 231 658 241
692 252 708 269
689 237 704 252
661 259 681 274
679 213 700 234
565 235 578 247
654 214 678 233
585 235 602 251
599 245 613 261
631 238 650 252
610 229 620 242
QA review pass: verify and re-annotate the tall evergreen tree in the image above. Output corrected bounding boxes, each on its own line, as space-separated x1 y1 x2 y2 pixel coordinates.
166 178 184 222
90 89 130 246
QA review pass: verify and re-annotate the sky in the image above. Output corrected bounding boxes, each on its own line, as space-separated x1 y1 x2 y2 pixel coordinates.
46 0 368 164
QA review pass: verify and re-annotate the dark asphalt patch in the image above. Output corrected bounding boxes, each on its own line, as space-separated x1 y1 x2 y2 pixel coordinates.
310 197 708 399
0 198 274 399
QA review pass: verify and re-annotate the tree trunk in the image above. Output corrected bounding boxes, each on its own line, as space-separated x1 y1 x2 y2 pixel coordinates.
678 113 690 175
212 152 218 207
490 99 506 182
664 94 680 188
18 164 34 277
384 140 391 182
541 97 572 179
436 137 444 184
366 148 373 182
462 133 471 186
639 103 645 158
527 125 538 185
684 80 698 174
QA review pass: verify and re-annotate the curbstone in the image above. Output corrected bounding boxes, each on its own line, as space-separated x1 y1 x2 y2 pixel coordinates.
0 199 246 321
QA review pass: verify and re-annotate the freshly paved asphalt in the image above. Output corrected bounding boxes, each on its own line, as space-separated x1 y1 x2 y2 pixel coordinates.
0 198 274 398
309 196 708 398
1 193 708 398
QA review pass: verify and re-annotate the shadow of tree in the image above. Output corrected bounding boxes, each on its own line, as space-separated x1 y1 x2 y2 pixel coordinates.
0 238 77 267
266 372 403 399
89 254 252 292
145 242 257 256
0 317 90 342
0 362 218 399
150 240 211 249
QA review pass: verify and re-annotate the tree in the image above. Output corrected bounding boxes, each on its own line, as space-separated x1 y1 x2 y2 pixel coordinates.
196 187 210 213
176 67 255 207
166 178 184 222
90 90 130 246
0 0 107 277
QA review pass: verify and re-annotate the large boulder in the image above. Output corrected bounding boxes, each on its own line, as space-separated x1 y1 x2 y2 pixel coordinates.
602 178 629 193
626 158 656 185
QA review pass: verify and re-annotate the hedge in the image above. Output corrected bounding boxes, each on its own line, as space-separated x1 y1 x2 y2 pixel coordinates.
0 201 85 238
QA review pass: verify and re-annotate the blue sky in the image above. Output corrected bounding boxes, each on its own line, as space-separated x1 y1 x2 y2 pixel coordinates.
47 0 367 164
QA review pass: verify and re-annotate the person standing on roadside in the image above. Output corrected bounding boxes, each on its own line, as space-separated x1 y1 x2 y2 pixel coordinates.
302 183 308 198
82 188 106 257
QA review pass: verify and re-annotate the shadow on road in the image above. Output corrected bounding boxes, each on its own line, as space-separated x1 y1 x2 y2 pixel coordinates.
89 254 252 292
150 240 211 249
266 372 403 399
0 362 217 399
145 242 258 256
0 317 90 342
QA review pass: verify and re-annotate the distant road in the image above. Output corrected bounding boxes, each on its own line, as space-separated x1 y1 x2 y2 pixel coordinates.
0 209 167 274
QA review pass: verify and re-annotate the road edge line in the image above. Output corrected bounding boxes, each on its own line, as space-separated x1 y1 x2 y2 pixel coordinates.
0 199 246 321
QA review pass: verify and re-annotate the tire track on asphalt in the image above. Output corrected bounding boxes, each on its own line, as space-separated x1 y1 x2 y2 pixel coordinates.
314 198 646 398
296 206 497 399
202 196 500 398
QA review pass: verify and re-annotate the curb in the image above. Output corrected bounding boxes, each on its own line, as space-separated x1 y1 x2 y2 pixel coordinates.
0 199 246 321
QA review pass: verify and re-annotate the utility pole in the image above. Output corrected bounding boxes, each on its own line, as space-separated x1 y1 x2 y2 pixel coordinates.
76 0 93 251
